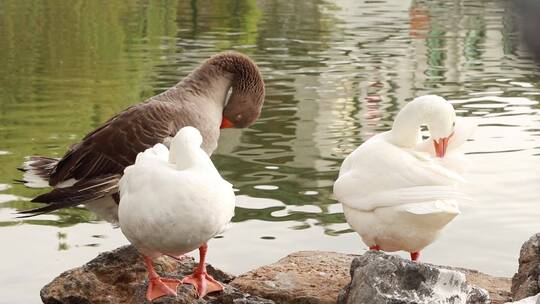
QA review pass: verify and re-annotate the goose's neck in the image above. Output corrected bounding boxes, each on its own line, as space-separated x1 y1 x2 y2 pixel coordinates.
207 52 264 99
388 102 423 148
174 63 233 109
173 52 264 109
170 145 219 174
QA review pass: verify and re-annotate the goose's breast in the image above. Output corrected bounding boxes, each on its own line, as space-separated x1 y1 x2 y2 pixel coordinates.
343 202 458 253
119 176 235 257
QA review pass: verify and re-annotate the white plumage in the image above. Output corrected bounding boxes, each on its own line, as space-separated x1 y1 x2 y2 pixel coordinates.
118 126 235 299
119 126 235 258
334 95 475 257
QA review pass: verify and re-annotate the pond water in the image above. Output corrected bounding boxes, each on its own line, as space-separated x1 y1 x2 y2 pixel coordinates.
1 0 540 303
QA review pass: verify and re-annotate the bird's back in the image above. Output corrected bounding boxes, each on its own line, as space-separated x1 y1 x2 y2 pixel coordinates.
118 140 235 257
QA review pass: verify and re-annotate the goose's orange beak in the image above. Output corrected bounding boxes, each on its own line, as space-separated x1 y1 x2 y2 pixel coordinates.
433 132 454 158
220 117 235 129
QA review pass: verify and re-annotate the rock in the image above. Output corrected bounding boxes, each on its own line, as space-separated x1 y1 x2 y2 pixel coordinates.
505 293 540 304
512 233 540 301
438 265 512 304
337 251 490 304
231 251 356 304
41 247 512 304
41 245 274 304
231 250 510 304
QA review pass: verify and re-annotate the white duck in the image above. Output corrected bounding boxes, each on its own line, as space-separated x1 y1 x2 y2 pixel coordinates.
118 126 235 300
333 95 474 261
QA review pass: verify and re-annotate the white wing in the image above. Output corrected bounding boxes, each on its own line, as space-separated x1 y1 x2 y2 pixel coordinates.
404 200 460 215
350 186 470 211
334 137 467 211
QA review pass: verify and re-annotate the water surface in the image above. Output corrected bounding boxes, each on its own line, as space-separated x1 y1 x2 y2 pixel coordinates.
1 0 539 303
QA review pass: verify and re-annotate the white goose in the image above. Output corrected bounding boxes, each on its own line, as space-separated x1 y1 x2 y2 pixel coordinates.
333 95 475 261
118 126 235 300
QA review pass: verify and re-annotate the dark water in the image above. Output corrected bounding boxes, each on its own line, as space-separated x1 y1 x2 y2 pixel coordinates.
1 0 539 302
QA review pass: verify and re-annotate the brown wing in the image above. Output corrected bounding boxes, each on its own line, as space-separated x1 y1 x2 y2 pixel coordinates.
49 100 181 186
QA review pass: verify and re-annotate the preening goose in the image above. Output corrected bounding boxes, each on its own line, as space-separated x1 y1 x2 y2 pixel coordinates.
18 52 264 222
333 95 475 261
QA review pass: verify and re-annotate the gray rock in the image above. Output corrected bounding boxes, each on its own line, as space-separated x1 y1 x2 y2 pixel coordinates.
435 266 511 304
338 251 490 304
512 233 540 301
231 251 510 304
504 293 539 304
41 245 274 304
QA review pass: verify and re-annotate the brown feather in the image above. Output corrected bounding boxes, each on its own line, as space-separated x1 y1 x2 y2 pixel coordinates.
19 52 265 217
18 174 120 216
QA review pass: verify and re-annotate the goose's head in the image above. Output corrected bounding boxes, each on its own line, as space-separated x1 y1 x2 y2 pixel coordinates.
169 126 203 165
171 126 203 149
417 95 456 157
221 88 264 129
215 52 265 129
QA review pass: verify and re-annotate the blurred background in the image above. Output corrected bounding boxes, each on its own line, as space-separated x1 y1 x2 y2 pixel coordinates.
0 0 539 303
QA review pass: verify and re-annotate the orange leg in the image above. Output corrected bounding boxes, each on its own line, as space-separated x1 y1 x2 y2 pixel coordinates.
143 256 181 301
182 243 223 298
410 251 420 261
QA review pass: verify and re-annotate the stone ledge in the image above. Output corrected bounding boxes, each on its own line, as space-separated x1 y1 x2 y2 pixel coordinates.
231 251 512 304
231 251 355 304
41 245 273 304
41 246 514 304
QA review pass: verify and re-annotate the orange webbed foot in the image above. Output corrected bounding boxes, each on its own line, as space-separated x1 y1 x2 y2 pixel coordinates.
182 271 223 298
146 277 181 301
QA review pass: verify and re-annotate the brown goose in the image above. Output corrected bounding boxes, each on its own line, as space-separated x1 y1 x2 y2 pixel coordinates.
18 51 265 222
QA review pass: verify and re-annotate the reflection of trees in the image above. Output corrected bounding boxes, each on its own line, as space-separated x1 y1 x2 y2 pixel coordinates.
409 0 525 96
0 0 531 234
233 205 345 226
0 0 179 116
0 1 181 226
230 0 531 234
208 0 342 233
176 0 261 46
0 0 340 232
0 1 180 197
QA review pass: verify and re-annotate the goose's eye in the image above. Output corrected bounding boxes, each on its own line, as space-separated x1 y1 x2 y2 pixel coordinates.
452 121 456 127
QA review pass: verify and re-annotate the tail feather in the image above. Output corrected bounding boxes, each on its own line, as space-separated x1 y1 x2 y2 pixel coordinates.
17 174 120 217
18 156 59 188
17 204 78 218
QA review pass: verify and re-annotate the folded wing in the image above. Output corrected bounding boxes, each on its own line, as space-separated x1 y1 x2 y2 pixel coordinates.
334 138 468 212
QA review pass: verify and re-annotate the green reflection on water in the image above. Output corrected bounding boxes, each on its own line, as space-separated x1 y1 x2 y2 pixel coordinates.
0 0 538 235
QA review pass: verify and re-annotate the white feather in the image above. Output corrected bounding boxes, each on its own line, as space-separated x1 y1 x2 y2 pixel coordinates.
334 95 475 253
21 171 49 188
21 159 50 188
118 127 236 258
